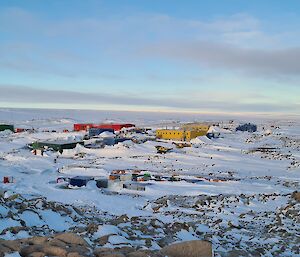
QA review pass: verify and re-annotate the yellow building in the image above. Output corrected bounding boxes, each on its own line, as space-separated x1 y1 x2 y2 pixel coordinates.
156 128 208 142
181 123 211 134
156 129 185 141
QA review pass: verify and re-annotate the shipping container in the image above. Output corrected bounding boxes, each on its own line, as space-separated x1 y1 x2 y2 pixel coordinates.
69 176 93 187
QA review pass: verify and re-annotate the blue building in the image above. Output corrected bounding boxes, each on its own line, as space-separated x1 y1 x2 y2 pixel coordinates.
236 123 257 133
88 128 114 137
69 176 93 187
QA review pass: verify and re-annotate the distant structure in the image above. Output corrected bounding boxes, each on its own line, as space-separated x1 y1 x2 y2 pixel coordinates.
0 124 14 132
73 123 135 132
236 123 257 133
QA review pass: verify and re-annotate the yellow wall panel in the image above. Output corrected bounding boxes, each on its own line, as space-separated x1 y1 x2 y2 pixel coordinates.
156 127 209 141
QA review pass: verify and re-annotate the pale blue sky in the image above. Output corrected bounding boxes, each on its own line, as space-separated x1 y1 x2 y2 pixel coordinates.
0 0 299 114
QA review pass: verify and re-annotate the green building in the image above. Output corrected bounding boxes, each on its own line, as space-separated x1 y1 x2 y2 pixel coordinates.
0 124 14 132
32 140 84 153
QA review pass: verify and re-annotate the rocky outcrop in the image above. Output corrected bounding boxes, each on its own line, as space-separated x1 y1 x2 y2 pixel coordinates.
0 235 211 257
0 234 90 257
2 191 298 256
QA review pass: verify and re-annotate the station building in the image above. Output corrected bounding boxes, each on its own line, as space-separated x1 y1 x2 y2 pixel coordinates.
181 123 210 134
156 122 211 142
0 124 14 132
156 129 208 142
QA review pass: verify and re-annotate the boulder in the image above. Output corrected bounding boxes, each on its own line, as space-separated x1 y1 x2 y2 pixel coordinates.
127 250 163 257
160 240 212 257
100 253 125 257
95 235 109 246
67 252 86 257
28 252 46 257
10 226 28 234
110 215 129 226
27 237 48 245
0 240 21 251
117 246 135 255
94 248 114 257
66 245 90 256
20 245 44 257
292 191 300 202
42 246 67 257
54 233 87 246
86 223 99 234
47 238 67 248
225 249 250 257
0 245 12 257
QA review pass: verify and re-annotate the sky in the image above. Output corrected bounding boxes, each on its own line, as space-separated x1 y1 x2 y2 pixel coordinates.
0 0 300 115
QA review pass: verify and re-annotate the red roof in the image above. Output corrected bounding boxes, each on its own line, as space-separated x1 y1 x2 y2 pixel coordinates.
73 123 135 131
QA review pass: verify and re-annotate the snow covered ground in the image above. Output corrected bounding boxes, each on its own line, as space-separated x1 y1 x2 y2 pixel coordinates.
0 108 299 256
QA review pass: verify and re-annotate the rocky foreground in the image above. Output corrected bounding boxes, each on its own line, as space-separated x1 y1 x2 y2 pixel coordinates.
0 233 212 257
1 191 300 257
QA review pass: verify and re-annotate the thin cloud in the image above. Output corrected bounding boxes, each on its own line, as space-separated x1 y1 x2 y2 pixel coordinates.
142 41 300 77
0 85 298 113
0 7 299 80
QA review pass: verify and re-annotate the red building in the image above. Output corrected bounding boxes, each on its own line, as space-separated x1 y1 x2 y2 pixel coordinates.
96 123 135 131
73 124 94 131
15 128 25 133
74 123 135 132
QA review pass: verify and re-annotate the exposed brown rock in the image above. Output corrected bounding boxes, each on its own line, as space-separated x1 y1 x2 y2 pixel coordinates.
0 240 21 252
10 226 28 234
110 215 129 226
95 235 109 246
66 245 90 256
100 253 125 257
47 238 67 248
20 245 44 257
67 252 86 257
94 248 114 257
0 245 12 257
160 240 212 257
28 252 46 257
43 246 67 257
116 246 135 255
27 237 48 245
127 250 162 257
226 249 251 257
54 233 87 246
292 191 300 202
86 223 99 234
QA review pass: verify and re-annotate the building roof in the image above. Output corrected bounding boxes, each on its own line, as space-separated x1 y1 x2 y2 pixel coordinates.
38 140 83 146
71 176 93 180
